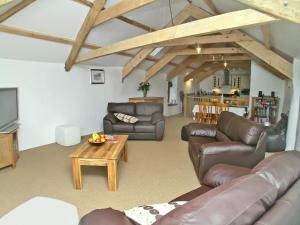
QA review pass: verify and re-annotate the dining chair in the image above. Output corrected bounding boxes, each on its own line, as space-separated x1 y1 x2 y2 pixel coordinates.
213 102 229 123
197 102 214 124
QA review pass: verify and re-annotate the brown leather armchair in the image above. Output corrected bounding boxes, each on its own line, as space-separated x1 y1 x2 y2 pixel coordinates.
187 111 267 183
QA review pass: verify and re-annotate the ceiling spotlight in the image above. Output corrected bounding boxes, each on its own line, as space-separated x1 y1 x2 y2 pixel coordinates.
283 0 288 6
196 43 202 54
189 78 194 81
224 61 228 68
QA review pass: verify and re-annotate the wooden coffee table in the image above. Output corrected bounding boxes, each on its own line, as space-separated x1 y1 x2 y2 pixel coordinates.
69 135 128 192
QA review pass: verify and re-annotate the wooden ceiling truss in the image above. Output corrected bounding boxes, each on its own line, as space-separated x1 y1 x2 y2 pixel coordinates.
0 0 296 82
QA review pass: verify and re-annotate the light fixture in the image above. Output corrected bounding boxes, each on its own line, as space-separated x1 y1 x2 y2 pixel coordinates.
283 0 288 6
189 78 194 81
224 60 228 68
196 43 202 54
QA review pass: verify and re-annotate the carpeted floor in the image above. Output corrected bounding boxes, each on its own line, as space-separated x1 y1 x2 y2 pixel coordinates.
0 115 199 218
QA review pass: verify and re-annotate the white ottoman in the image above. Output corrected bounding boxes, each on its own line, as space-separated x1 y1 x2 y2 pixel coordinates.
55 125 80 146
0 196 78 225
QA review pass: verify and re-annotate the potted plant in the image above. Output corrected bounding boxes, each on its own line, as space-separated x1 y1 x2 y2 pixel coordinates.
138 82 150 97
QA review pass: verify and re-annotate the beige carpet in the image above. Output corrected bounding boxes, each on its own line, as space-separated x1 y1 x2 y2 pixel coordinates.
0 115 199 218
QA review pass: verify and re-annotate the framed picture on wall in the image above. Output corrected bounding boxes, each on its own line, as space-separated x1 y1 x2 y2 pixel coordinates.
91 69 105 84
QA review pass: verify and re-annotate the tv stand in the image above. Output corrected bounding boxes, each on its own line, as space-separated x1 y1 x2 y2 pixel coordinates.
0 129 19 169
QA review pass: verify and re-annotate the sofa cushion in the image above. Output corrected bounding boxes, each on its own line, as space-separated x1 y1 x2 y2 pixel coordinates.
215 130 231 142
252 151 300 197
136 115 152 122
114 113 139 124
203 164 251 188
112 123 134 133
153 174 278 225
238 120 264 145
216 111 235 134
134 122 155 133
226 115 242 141
108 103 136 116
136 103 163 116
170 185 212 202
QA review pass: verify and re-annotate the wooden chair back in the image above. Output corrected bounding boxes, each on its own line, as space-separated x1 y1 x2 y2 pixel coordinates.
197 102 214 124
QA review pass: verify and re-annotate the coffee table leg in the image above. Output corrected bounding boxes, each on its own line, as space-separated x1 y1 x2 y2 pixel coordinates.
72 158 82 190
107 159 117 192
123 142 128 162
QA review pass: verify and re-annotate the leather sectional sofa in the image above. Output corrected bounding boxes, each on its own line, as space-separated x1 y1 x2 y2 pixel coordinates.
79 151 300 225
103 102 165 140
186 111 267 182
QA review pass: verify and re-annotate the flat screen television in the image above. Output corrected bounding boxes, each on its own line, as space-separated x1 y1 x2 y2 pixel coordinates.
0 88 19 132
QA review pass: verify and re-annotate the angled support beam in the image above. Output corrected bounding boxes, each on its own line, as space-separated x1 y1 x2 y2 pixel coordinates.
73 0 93 7
172 47 247 56
65 0 106 71
184 60 208 81
261 25 271 49
149 33 251 48
145 52 177 81
93 0 156 27
121 4 193 80
73 0 157 32
235 0 300 24
0 0 14 7
144 46 187 81
166 55 199 81
76 9 278 64
234 30 292 79
0 0 35 23
203 0 219 14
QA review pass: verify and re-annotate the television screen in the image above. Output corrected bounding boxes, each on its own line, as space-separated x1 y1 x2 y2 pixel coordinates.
0 88 19 131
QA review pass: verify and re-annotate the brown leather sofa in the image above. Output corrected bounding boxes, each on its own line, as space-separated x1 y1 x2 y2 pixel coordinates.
187 111 267 183
79 151 300 225
103 102 165 140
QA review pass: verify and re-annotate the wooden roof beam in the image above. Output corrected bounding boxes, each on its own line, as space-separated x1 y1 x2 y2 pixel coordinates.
76 9 278 64
166 55 200 81
203 0 220 14
261 25 271 49
65 0 106 71
0 0 35 23
0 0 14 7
172 47 247 56
235 0 300 24
148 33 251 48
121 4 193 80
93 0 157 27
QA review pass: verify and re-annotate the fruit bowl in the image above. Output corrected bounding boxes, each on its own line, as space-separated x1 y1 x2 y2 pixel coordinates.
88 132 107 145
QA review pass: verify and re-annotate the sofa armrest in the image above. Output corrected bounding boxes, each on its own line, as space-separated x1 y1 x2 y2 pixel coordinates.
79 208 135 225
201 141 254 155
188 123 217 138
203 164 251 188
104 113 118 124
151 112 164 124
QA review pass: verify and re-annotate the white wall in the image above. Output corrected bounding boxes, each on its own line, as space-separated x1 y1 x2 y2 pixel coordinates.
0 58 179 151
250 61 287 117
286 58 300 150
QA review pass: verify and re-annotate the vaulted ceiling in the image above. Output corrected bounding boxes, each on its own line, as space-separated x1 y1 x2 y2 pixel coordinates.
0 0 299 82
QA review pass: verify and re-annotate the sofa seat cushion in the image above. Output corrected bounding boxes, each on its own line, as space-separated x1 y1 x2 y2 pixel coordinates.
112 123 134 132
153 175 278 225
134 122 155 133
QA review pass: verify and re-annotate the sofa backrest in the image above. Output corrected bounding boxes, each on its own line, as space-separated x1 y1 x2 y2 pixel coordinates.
153 174 277 225
136 103 163 116
254 178 300 225
217 111 264 145
107 103 136 115
251 151 300 197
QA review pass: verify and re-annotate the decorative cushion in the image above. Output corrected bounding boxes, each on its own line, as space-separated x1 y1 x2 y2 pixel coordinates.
124 202 186 225
114 113 139 124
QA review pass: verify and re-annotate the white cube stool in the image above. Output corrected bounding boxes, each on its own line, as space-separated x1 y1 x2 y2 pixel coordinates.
0 196 78 225
55 125 80 146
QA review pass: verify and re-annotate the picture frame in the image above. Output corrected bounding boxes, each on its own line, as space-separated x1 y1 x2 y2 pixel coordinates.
90 69 105 84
